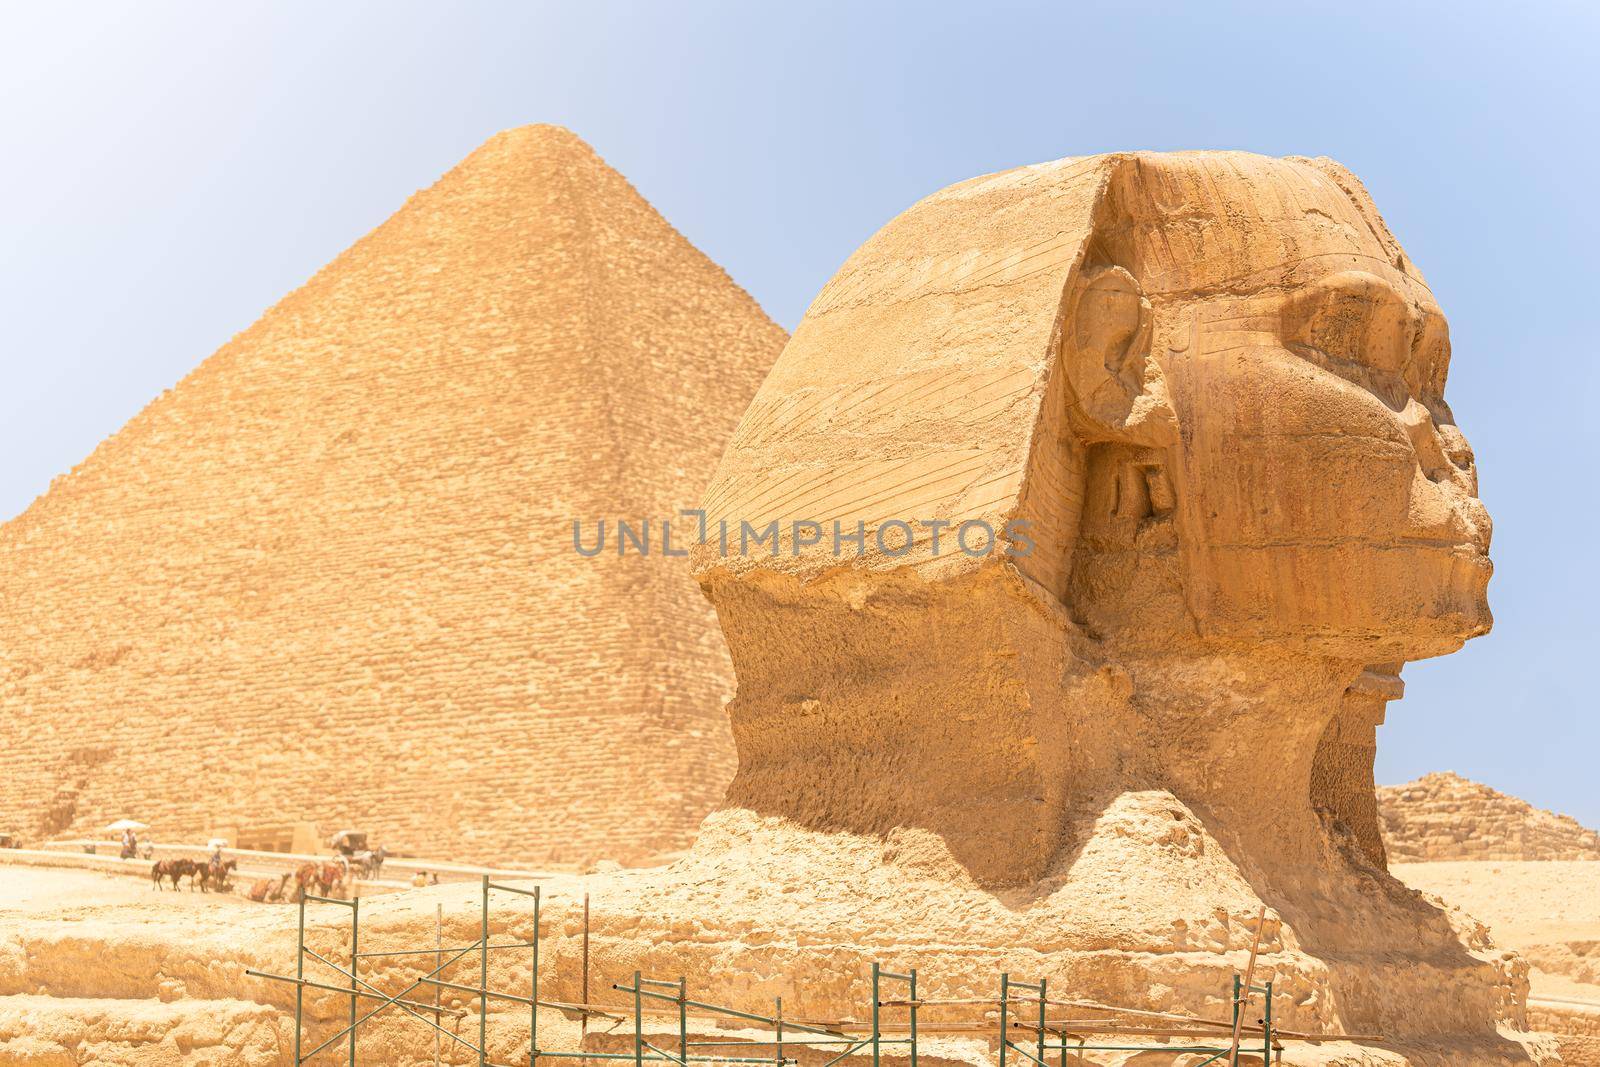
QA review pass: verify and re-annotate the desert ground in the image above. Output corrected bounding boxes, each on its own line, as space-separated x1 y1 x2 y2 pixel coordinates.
1 866 260 916
1394 861 1600 1006
4 851 1596 1064
8 860 1591 1000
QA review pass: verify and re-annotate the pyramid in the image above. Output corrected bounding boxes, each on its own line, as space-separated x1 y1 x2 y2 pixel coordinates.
1379 771 1600 862
0 126 786 866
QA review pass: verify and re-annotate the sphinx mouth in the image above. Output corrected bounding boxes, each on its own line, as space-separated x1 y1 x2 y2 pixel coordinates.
1396 539 1495 586
1395 535 1491 555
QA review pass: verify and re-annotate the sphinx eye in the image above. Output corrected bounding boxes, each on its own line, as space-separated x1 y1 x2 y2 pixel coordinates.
1407 312 1451 400
1282 271 1414 376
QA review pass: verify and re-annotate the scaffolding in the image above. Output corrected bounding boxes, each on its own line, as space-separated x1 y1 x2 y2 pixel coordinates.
248 878 1312 1066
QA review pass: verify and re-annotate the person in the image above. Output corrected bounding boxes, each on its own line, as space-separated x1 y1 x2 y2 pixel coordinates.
120 827 137 860
411 870 427 888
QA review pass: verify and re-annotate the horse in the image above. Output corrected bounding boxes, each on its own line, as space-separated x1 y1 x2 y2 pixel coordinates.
356 845 388 880
150 858 198 891
198 858 237 893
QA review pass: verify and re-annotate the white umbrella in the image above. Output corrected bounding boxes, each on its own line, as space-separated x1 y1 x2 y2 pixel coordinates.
105 819 148 832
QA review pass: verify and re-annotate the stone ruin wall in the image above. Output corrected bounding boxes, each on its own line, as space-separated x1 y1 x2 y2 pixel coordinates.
1380 771 1600 862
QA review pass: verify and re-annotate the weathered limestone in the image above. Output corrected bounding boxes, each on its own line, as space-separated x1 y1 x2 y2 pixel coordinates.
0 126 786 866
1382 773 1600 862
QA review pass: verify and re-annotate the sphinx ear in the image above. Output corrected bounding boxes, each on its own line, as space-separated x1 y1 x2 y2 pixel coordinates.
1061 265 1177 446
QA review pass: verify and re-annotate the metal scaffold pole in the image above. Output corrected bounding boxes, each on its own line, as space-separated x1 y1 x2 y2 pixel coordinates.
907 968 917 1067
678 976 689 1067
870 962 880 1067
435 903 442 1067
581 893 590 1042
349 896 360 1067
998 972 1009 1067
531 885 541 1067
633 969 644 1067
773 995 783 1067
294 893 306 1065
481 875 490 1067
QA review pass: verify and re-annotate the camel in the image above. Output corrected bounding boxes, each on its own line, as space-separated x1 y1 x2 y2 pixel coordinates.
247 872 292 903
290 860 344 900
318 860 345 896
288 857 350 902
290 861 317 900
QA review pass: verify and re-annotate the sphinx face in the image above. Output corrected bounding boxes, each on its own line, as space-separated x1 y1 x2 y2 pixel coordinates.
1057 154 1497 663
1158 269 1492 660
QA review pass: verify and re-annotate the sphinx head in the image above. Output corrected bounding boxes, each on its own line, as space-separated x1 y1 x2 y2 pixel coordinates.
693 152 1490 879
1059 154 1491 663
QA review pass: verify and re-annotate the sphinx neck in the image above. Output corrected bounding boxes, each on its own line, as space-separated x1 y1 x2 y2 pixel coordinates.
1119 646 1372 876
712 565 1383 887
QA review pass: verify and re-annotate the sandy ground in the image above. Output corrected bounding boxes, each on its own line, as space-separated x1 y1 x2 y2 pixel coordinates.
1393 860 1600 1004
3 859 1596 1051
0 864 262 918
6 861 1597 988
7 861 1596 964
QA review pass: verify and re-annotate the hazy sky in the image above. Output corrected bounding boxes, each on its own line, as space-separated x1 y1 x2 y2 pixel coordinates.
2 3 1595 823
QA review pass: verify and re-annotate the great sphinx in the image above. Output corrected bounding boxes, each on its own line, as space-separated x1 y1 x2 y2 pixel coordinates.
568 151 1529 1063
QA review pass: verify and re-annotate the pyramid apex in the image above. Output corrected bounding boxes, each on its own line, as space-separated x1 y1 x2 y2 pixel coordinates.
468 123 602 162
441 124 625 192
492 122 592 147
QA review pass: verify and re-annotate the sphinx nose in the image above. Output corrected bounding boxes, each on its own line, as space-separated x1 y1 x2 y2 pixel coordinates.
1400 399 1490 550
1401 400 1477 494
1459 493 1493 552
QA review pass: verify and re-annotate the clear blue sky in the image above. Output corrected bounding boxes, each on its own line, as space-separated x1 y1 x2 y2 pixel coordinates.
2 3 1595 824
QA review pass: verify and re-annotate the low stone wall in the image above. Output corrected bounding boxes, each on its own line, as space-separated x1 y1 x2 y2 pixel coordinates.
1528 999 1600 1067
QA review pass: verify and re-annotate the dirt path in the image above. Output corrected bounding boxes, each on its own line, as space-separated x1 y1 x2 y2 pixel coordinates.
0 863 260 918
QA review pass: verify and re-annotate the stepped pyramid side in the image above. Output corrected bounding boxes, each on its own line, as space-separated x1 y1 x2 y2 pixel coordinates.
1379 771 1600 862
0 126 786 865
